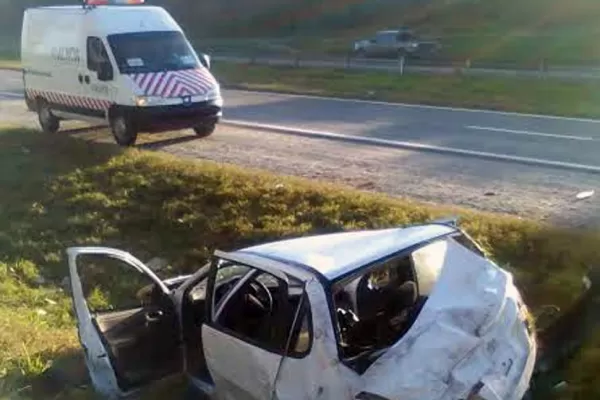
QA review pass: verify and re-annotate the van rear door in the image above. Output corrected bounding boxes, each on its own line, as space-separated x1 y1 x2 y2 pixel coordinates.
23 9 85 116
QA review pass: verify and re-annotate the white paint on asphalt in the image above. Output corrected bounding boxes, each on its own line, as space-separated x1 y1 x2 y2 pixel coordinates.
0 91 22 99
223 119 600 174
227 89 600 124
466 125 594 141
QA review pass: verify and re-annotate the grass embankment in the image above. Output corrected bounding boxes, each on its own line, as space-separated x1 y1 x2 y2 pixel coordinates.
0 127 600 398
192 0 600 66
0 60 19 70
213 62 600 119
4 0 600 66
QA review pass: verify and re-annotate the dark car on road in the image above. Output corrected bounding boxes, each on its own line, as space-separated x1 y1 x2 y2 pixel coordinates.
352 28 441 59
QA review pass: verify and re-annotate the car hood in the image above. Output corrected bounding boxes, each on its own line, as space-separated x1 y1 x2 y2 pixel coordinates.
359 239 530 400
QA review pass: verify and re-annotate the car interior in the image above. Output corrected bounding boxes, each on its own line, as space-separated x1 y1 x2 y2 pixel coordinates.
332 253 427 374
180 261 311 383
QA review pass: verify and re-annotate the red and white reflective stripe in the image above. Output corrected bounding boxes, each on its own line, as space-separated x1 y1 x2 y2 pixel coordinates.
26 89 111 111
131 67 218 98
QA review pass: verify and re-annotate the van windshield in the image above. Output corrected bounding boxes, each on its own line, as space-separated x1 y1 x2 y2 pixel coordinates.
107 31 200 74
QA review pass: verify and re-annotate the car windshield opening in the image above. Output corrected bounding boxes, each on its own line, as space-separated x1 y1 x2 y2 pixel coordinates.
107 31 200 74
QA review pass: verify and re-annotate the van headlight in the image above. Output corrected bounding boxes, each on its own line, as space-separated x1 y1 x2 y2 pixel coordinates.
204 89 223 106
134 96 161 107
212 95 223 107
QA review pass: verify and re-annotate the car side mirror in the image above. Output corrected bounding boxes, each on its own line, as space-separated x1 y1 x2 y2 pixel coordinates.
97 62 113 82
199 53 211 69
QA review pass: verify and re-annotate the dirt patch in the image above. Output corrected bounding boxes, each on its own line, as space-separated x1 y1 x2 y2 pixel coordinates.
4 101 600 228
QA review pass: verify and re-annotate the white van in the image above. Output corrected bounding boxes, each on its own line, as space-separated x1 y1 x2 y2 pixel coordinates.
21 0 222 146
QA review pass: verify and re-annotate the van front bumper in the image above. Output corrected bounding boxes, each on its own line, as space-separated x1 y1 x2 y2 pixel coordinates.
125 100 222 133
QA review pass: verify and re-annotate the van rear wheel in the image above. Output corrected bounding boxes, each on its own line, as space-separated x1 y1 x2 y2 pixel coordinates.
37 99 60 134
110 115 138 147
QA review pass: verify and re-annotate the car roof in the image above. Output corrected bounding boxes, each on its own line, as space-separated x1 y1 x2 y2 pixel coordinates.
237 224 457 281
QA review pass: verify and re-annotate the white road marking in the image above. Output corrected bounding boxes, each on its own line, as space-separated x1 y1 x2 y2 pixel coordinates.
0 91 23 99
466 125 594 141
226 89 600 124
223 119 600 174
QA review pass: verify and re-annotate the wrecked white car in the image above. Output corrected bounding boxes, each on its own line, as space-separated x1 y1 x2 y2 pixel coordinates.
67 220 537 400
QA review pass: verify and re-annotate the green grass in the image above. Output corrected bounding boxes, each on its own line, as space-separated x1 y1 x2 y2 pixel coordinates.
5 0 600 66
176 0 600 66
1 126 600 398
212 62 600 118
0 59 19 70
202 0 600 66
6 0 600 66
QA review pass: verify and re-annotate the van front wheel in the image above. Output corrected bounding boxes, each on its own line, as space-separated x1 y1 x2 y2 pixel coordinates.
193 123 216 138
110 115 138 147
37 100 60 134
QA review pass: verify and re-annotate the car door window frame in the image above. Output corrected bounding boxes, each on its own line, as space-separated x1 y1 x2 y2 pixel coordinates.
397 32 412 42
376 32 395 46
205 252 313 359
329 231 458 373
78 256 167 315
67 247 180 396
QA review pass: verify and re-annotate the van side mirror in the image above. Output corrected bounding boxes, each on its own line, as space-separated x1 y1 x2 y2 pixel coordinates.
199 53 211 69
97 62 113 82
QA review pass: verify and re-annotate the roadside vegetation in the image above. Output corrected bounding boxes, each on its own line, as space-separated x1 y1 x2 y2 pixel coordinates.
0 126 599 398
214 63 600 119
4 0 600 66
0 58 19 70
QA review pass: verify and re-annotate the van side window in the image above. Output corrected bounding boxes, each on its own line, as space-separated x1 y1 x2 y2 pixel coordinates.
87 37 113 81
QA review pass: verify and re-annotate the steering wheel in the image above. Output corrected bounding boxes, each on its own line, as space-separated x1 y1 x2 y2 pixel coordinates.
247 279 273 314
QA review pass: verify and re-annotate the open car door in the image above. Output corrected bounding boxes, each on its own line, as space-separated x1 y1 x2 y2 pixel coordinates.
67 247 183 398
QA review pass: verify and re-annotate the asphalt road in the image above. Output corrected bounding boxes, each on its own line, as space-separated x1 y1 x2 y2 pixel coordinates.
221 90 600 170
2 69 600 226
6 68 600 168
